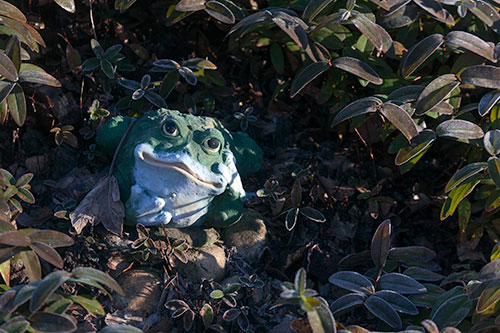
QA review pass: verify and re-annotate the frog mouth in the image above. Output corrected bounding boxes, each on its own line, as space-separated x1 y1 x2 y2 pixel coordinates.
138 151 224 190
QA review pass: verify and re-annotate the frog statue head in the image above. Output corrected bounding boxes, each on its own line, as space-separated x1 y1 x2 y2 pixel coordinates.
96 109 262 228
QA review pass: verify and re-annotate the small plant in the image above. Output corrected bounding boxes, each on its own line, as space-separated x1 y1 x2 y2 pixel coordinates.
209 282 240 307
0 267 125 333
132 223 189 268
50 125 78 148
275 268 336 333
0 35 61 126
234 106 257 131
0 220 74 282
116 74 167 113
0 169 35 220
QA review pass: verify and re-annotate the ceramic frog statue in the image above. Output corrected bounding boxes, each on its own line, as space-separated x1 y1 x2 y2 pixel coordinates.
96 109 262 228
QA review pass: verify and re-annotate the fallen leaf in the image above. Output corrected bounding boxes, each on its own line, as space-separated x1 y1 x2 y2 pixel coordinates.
70 175 125 235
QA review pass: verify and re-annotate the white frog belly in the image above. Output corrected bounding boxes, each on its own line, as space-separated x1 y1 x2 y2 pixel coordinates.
125 144 227 227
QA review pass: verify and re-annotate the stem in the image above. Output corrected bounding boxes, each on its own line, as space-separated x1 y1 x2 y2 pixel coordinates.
108 118 137 177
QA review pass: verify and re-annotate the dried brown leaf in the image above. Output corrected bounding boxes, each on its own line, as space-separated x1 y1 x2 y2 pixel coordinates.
70 175 125 235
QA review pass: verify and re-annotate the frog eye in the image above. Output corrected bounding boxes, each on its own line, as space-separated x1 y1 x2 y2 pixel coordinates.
204 138 221 152
163 122 179 136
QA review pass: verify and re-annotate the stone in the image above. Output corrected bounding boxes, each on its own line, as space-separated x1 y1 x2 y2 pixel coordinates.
176 244 226 281
114 269 162 317
222 209 267 263
152 227 220 248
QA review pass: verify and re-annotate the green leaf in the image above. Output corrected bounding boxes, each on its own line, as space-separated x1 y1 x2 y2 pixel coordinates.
118 79 141 91
70 295 105 315
179 66 197 85
7 83 26 126
290 61 330 98
200 303 213 328
469 0 500 28
104 45 123 60
285 207 299 231
331 97 382 127
299 207 326 222
380 102 419 142
100 59 114 79
485 188 500 212
372 290 418 315
53 0 76 12
436 119 484 140
403 267 444 282
388 85 424 103
351 14 392 53
0 231 31 246
270 43 285 74
488 156 500 188
29 312 76 333
413 0 454 25
446 31 496 63
183 58 217 70
15 173 32 187
0 1 27 22
477 279 500 313
28 230 74 248
5 35 20 74
294 267 306 293
90 39 104 58
20 250 41 281
175 0 206 11
19 70 61 87
100 325 143 333
479 91 500 117
81 57 100 72
30 241 63 268
303 0 335 22
71 267 124 295
395 129 436 165
445 162 487 192
30 270 69 312
144 91 168 109
460 65 500 89
364 295 402 329
0 52 18 82
400 34 444 78
388 246 436 263
332 57 382 85
205 1 235 24
441 173 482 220
328 271 375 295
431 294 472 328
306 298 337 333
415 74 460 115
371 219 391 269
379 5 418 29
159 71 180 99
210 289 224 299
378 273 427 294
46 298 73 314
330 293 365 314
0 317 30 332
271 12 309 50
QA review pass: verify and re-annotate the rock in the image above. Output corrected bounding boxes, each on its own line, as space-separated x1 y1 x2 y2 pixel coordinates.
176 244 226 281
222 209 267 263
152 227 220 248
114 269 162 317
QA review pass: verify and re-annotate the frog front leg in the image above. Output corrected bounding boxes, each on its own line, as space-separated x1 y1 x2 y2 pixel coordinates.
204 188 244 228
126 184 172 226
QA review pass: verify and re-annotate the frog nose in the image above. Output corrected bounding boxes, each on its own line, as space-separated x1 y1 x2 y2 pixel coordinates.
181 143 193 156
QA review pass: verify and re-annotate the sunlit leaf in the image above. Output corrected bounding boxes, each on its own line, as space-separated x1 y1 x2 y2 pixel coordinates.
29 312 76 333
388 85 424 103
479 91 500 117
71 267 124 295
395 129 436 165
445 162 487 192
303 0 335 22
290 61 330 98
332 57 383 85
328 271 375 295
331 97 382 127
415 74 459 115
19 70 61 87
380 103 419 141
441 173 482 220
446 31 496 63
176 0 206 11
378 273 427 294
371 219 391 269
30 271 69 313
460 65 500 89
205 1 235 24
436 119 484 140
351 14 392 53
30 241 63 268
400 34 444 78
413 0 454 25
53 0 76 13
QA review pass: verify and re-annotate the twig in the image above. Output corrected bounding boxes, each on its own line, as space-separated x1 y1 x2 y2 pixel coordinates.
89 0 98 41
109 118 137 176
